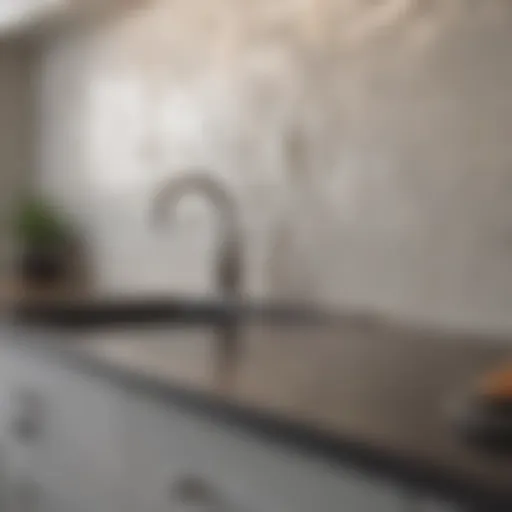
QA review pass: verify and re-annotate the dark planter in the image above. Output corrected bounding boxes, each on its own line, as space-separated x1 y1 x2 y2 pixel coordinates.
20 246 68 285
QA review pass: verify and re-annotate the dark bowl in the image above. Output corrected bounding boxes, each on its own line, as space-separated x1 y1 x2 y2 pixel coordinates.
454 393 512 452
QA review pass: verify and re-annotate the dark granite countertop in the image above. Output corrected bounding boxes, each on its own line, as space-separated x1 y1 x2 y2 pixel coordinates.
5 301 512 509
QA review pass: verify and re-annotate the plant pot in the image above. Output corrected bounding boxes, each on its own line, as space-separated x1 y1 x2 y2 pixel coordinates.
20 246 68 286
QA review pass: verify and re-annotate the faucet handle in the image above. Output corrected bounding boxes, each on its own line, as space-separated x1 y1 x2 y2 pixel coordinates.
169 474 236 512
11 388 44 443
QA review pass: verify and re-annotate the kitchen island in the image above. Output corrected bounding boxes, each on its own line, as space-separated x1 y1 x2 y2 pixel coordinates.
1 302 511 511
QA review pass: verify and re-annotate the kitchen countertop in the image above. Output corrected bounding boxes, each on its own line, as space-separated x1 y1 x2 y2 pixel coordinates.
6 305 512 508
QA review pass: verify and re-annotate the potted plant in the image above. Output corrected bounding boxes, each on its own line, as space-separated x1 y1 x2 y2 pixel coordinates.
14 198 73 285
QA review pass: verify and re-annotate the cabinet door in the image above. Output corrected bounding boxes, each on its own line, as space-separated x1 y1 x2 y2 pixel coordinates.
122 392 406 512
0 343 132 512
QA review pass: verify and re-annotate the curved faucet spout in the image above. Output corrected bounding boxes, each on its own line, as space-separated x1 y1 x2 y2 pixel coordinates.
153 170 243 299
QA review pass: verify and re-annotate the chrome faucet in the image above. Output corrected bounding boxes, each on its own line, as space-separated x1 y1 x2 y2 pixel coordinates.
153 170 243 388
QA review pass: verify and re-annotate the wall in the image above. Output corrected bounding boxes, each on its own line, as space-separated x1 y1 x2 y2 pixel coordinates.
35 0 512 335
0 42 34 275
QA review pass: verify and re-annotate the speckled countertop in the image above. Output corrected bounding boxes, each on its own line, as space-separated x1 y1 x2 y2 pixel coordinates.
57 318 512 505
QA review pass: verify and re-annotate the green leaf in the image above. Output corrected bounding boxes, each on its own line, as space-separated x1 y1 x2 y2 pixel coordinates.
14 198 71 248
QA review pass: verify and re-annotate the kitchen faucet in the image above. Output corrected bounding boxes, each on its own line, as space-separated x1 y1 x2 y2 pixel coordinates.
152 170 243 388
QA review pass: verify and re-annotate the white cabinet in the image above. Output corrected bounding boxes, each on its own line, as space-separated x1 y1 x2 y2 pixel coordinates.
0 341 132 512
122 392 406 512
